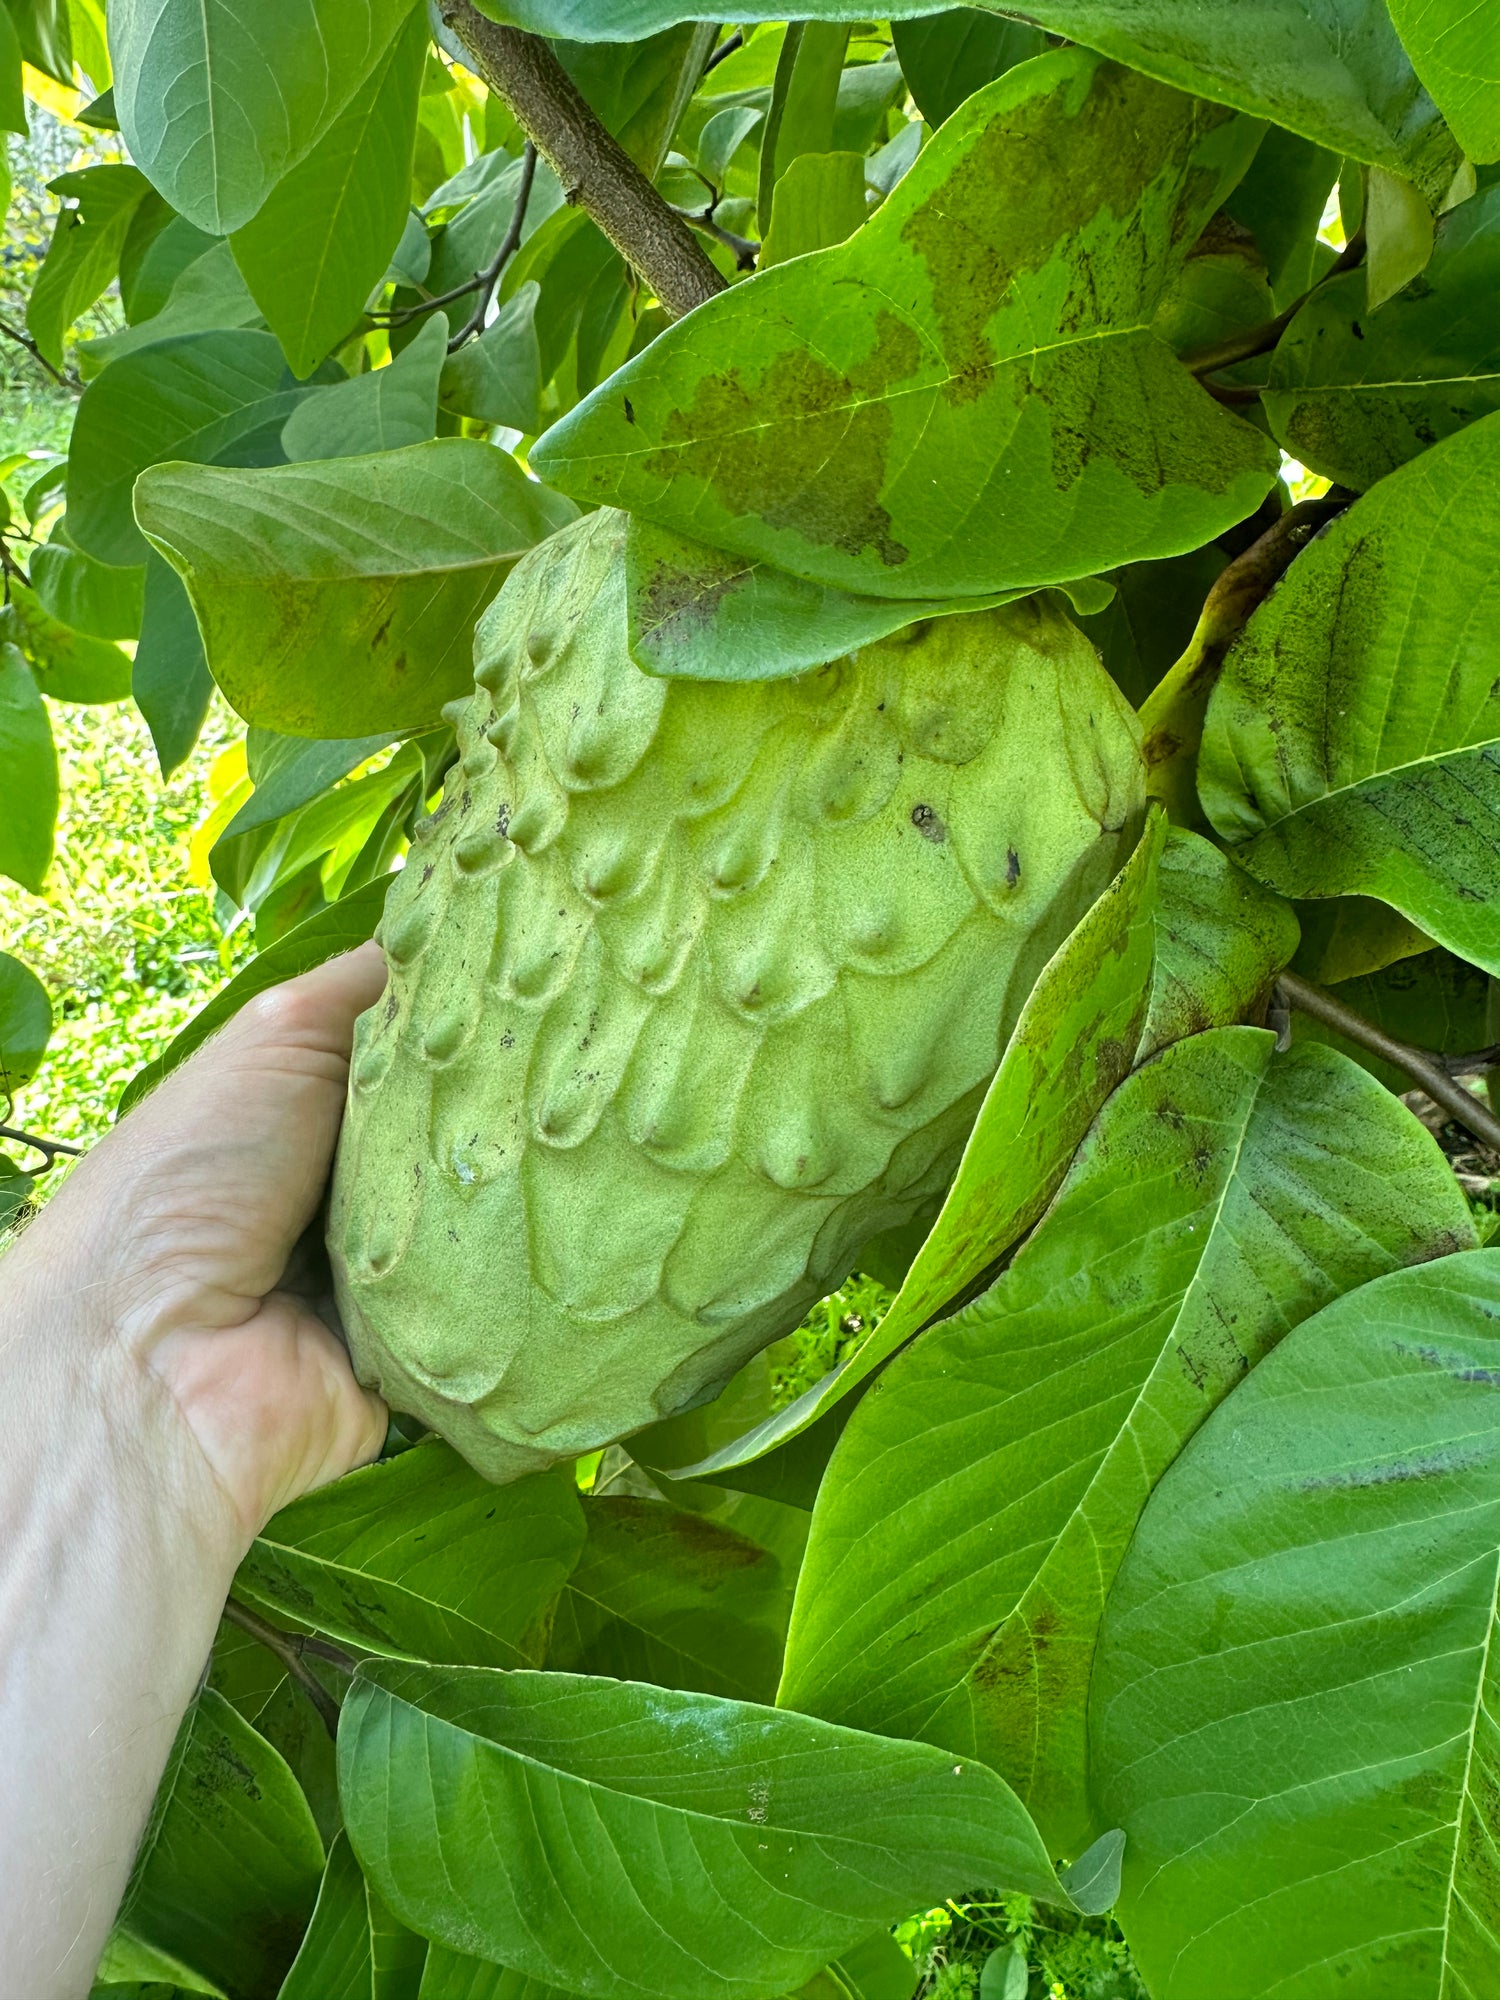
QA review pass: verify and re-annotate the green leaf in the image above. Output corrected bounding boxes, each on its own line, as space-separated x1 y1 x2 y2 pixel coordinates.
211 741 425 913
474 0 1457 192
133 551 214 778
121 212 219 325
231 8 428 379
780 1028 1475 1853
0 6 25 136
276 1833 427 2000
1200 411 1500 974
1389 0 1500 163
236 1444 585 1668
113 1687 324 2000
890 12 1047 128
1076 543 1226 710
2 579 133 701
109 0 420 235
1266 182 1500 491
1289 946 1492 1094
623 519 1113 684
82 238 265 372
760 150 868 267
1093 1249 1500 1997
117 872 394 1113
1290 892 1434 984
284 313 446 461
418 1950 574 1999
674 811 1163 1487
7 0 70 85
0 947 50 1094
29 533 145 640
1139 826 1299 1060
1150 241 1273 358
556 23 718 178
438 284 543 432
231 730 399 840
547 1495 791 1701
1364 159 1437 307
759 22 851 233
132 438 579 736
532 52 1275 601
340 1661 1083 2000
0 643 56 893
69 329 304 567
26 163 153 367
1223 125 1341 304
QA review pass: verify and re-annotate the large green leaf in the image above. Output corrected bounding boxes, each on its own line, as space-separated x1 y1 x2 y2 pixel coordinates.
1200 412 1500 974
1093 1250 1500 1998
891 12 1046 128
1 580 133 701
418 1951 572 1999
0 6 24 135
532 52 1275 602
26 163 153 367
0 947 50 1095
674 812 1162 1487
276 1833 426 2000
132 438 578 735
474 0 1457 192
438 285 543 433
341 1661 1092 2000
113 1688 324 2000
0 643 56 893
82 238 266 369
69 329 304 566
282 313 446 461
779 1029 1475 1855
109 0 420 235
231 7 428 378
1266 183 1500 492
623 518 1110 685
1138 826 1299 1059
133 552 214 777
546 1496 791 1702
1389 0 1500 162
118 872 394 1113
236 1445 584 1668
29 532 144 640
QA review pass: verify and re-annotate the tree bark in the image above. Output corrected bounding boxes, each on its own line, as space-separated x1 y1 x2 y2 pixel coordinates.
437 3 728 321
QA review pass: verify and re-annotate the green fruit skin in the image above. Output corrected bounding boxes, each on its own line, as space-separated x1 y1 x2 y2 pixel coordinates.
330 510 1145 1481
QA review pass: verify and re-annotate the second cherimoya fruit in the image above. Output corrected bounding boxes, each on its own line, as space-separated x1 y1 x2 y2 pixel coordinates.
330 508 1145 1480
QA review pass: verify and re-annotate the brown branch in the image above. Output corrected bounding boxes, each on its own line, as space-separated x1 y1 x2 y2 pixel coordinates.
1183 228 1367 381
222 1598 355 1740
682 206 759 272
1276 970 1500 1155
0 1124 84 1168
448 141 539 349
0 315 75 390
437 3 727 321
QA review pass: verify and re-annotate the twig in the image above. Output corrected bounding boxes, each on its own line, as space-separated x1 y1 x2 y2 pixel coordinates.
0 1124 84 1168
704 29 743 72
1276 970 1500 1155
0 315 74 390
222 1598 355 1740
1183 229 1368 381
680 206 759 271
447 141 539 349
437 3 727 320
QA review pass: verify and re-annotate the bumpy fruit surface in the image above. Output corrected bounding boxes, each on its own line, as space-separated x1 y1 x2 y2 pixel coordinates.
329 510 1144 1481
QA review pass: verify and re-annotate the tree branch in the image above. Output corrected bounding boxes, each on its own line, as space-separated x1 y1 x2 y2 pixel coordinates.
0 1124 84 1168
437 3 727 321
1183 228 1367 381
1276 970 1500 1155
704 29 744 72
221 1598 355 1740
449 140 539 348
0 315 75 390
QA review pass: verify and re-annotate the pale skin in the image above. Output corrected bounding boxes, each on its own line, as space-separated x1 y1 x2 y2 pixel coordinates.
0 945 390 1999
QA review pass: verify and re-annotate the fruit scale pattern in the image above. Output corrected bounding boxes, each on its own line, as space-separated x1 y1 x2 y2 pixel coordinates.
331 509 1146 1480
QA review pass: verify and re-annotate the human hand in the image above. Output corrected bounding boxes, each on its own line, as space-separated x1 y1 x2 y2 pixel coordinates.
3 944 390 1560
